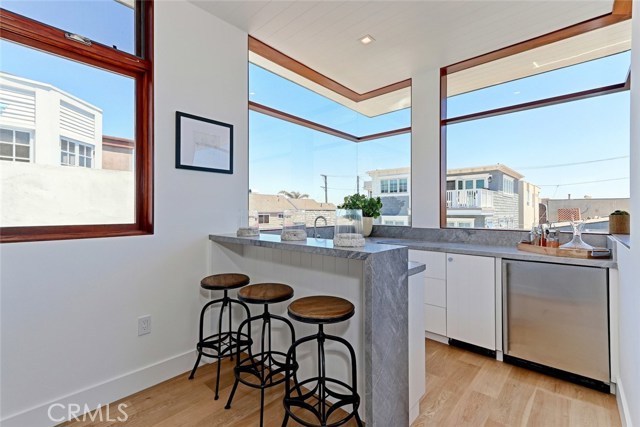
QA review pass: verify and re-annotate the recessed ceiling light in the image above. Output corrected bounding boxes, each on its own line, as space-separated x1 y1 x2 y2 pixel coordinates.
359 35 375 45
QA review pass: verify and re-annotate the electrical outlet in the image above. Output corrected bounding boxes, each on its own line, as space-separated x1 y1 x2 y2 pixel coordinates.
138 315 151 336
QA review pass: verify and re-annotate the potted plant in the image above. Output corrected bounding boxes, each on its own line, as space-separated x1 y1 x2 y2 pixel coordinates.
609 210 630 234
338 194 383 237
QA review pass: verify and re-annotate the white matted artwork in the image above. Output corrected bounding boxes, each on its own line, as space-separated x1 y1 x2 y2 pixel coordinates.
175 111 233 174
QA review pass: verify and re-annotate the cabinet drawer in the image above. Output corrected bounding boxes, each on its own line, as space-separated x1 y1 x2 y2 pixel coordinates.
424 304 446 336
410 250 446 280
425 277 446 307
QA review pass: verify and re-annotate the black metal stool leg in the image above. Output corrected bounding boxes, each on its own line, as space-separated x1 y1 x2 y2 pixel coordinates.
224 377 240 410
225 314 253 410
188 351 202 380
213 295 229 400
189 295 224 380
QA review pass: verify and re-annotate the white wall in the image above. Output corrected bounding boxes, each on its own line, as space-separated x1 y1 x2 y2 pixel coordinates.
411 69 441 228
0 1 248 425
616 5 640 427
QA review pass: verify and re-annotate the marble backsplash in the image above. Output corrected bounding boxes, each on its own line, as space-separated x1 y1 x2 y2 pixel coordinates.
260 224 610 248
370 225 610 248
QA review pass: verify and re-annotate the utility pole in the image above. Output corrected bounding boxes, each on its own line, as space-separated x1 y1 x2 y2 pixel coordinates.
356 176 360 195
320 174 328 203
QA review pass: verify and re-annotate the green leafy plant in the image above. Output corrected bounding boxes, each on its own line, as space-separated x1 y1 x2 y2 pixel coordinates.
338 194 383 218
610 210 630 215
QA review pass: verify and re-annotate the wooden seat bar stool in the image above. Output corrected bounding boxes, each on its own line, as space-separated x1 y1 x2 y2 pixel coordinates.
282 296 363 427
188 273 252 400
225 283 297 427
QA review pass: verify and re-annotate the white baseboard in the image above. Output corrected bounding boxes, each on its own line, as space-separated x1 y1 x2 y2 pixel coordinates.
425 331 449 344
0 350 197 427
409 401 420 425
617 379 633 427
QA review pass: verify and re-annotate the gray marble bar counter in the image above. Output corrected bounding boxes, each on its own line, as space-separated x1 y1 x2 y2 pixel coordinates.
209 233 410 427
408 261 426 276
209 233 403 259
373 238 617 268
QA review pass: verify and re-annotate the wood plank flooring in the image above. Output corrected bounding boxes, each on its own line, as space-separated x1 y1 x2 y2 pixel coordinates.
61 339 621 427
412 340 621 427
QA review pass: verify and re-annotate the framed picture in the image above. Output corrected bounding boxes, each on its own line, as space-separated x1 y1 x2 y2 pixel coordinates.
175 111 233 174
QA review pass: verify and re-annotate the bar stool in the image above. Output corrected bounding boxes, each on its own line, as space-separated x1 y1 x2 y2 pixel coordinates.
225 283 297 427
188 273 252 400
282 296 363 427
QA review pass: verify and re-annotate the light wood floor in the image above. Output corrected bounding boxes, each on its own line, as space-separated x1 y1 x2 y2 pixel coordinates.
61 339 621 427
413 340 621 427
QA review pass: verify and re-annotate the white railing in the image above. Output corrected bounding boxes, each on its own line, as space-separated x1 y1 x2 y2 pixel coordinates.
446 189 494 209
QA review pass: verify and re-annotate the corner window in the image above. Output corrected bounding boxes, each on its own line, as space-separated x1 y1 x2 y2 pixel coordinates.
249 60 411 228
0 1 153 242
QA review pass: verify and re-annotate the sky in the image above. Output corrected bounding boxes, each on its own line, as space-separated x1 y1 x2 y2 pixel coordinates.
249 51 631 204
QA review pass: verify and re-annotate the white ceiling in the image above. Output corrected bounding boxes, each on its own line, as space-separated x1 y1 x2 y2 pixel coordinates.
191 0 615 94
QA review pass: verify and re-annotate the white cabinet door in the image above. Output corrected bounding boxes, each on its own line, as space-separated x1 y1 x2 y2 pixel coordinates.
446 253 496 350
408 270 426 424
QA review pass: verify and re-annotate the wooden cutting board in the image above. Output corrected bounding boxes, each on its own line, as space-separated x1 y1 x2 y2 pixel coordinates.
516 243 611 259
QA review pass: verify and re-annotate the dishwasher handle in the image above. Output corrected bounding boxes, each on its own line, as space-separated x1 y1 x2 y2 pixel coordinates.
502 261 510 355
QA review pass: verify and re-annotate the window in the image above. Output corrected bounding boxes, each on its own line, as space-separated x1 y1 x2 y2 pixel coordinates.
249 60 411 228
258 214 270 224
442 20 631 231
0 127 31 162
502 176 514 194
0 2 153 242
380 178 408 194
60 138 94 168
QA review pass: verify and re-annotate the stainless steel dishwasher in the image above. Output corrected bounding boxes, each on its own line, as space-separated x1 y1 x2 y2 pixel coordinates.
502 260 610 391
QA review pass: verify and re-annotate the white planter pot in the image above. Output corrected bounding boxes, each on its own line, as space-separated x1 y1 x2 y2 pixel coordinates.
363 217 373 237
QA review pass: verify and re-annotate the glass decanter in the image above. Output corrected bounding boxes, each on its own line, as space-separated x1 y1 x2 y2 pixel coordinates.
560 220 593 250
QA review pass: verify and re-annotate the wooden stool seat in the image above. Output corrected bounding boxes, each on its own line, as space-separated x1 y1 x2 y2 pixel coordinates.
238 283 294 304
200 273 250 290
288 295 355 324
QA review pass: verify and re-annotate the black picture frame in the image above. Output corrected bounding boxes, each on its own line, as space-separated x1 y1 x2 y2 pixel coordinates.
175 111 233 174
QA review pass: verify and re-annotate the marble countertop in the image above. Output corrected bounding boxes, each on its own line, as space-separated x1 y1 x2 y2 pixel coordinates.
209 233 404 260
408 261 426 276
611 234 630 249
373 238 617 268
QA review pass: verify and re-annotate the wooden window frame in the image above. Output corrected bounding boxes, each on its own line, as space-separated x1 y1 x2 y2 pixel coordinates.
439 1 632 229
0 2 154 243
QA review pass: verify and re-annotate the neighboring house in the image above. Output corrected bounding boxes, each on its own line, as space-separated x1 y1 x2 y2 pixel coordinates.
367 167 411 225
249 193 336 229
0 72 103 168
542 197 631 223
367 164 540 229
103 135 135 171
446 164 540 229
0 72 135 226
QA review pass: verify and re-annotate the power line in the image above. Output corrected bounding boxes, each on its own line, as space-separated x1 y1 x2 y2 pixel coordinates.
515 155 629 170
538 177 629 187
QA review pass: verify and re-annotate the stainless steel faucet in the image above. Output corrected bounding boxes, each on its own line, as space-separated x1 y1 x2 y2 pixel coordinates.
313 216 327 238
